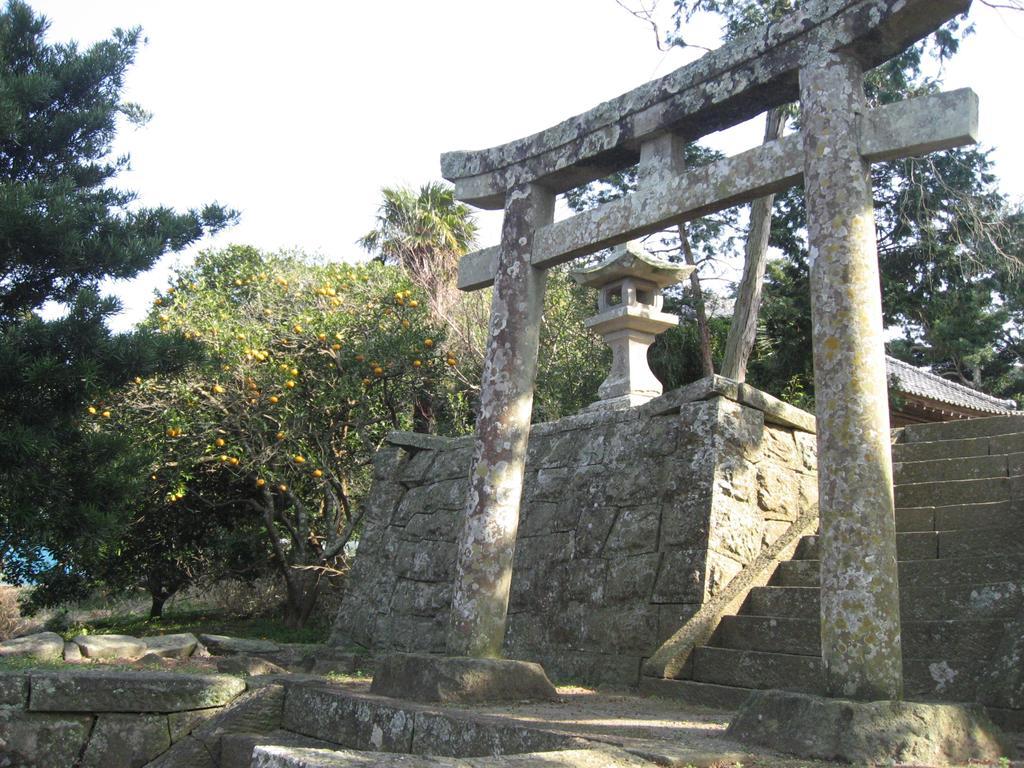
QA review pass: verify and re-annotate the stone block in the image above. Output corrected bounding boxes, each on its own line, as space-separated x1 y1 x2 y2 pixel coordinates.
80 713 171 768
199 634 280 656
0 710 93 768
399 448 436 483
604 504 659 555
656 604 700 646
191 683 286 759
757 425 798 468
708 497 764 566
370 654 557 704
705 553 744 597
401 510 459 542
282 685 415 751
727 690 1012 765
429 444 474 481
394 540 455 583
385 615 446 654
0 631 64 661
73 633 147 660
561 558 607 604
604 553 659 603
651 549 705 604
0 672 27 706
794 431 818 471
660 497 710 549
756 464 800 521
220 730 336 768
216 655 287 676
143 633 199 659
143 735 215 768
63 641 82 661
29 671 246 713
535 650 643 687
573 505 618 558
410 709 587 757
584 605 658 654
392 579 452 618
168 708 219 742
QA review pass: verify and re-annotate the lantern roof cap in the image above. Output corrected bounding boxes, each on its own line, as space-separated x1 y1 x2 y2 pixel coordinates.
570 241 694 290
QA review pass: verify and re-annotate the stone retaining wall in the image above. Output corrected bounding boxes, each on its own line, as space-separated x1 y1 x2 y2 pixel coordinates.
0 669 247 767
332 382 817 685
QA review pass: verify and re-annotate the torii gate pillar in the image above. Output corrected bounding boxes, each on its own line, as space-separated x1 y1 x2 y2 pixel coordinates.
800 53 903 701
446 184 555 658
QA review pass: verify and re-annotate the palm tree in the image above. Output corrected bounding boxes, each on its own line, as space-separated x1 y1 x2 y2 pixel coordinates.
360 182 480 433
359 182 478 293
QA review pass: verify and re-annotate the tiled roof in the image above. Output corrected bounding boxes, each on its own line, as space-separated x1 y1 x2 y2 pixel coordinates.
886 356 1018 415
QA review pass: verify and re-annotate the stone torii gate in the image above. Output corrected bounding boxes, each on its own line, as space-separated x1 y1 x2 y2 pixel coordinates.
442 0 977 706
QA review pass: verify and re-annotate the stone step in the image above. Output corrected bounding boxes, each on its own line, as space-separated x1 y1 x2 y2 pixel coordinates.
896 501 1022 532
894 477 1009 509
795 527 1024 561
892 436 991 463
772 554 1024 588
893 455 1008 485
744 581 1024 622
639 676 752 710
690 647 989 703
712 615 1006 659
902 416 1024 443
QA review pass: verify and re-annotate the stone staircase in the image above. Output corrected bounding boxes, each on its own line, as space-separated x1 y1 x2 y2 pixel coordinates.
643 415 1024 729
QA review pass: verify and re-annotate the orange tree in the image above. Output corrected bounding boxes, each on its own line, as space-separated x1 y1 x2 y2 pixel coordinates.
97 245 460 626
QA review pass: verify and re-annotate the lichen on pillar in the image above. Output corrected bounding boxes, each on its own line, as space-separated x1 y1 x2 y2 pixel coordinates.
800 52 903 701
446 183 555 658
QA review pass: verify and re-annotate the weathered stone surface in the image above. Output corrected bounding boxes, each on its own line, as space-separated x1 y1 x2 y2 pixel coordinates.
80 713 171 768
144 633 199 659
334 383 818 686
0 709 92 767
74 633 147 660
251 747 648 768
191 683 285 760
410 709 589 757
217 655 287 676
728 690 1012 765
168 708 220 742
220 730 336 768
370 654 557 704
447 184 555 658
143 735 215 768
0 672 27 706
198 634 280 656
63 641 83 662
801 52 903 702
0 631 64 661
29 670 246 713
283 685 415 751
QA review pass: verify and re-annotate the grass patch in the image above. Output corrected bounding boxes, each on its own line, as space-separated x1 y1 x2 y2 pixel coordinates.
61 608 329 645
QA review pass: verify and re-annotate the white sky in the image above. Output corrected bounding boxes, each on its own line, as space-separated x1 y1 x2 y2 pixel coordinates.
28 1 1024 332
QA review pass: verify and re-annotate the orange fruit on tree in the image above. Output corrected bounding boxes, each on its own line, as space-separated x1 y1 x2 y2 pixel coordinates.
424 338 434 348
215 438 225 447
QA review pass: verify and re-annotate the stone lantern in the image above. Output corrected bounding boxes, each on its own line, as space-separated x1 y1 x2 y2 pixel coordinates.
571 241 694 409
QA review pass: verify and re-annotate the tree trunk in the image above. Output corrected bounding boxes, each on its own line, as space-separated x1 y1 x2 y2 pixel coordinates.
721 107 788 381
149 593 167 620
282 568 321 629
679 223 715 377
412 388 435 434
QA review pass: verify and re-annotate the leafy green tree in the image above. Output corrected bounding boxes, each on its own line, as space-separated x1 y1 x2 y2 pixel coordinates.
102 246 461 626
0 0 235 591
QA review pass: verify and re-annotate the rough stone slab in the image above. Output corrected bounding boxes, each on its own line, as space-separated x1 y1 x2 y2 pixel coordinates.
220 730 337 768
198 634 281 656
410 708 590 757
74 633 147 660
252 747 645 768
895 478 1009 525
190 683 286 758
168 708 220 742
932 500 1019 531
63 640 83 661
0 671 28 706
0 631 64 661
639 676 750 710
29 670 246 713
938 526 1024 559
370 654 558 704
990 431 1024 456
799 530 938 561
892 436 990 463
282 684 416 751
144 633 199 659
0 709 93 767
727 690 1012 765
904 415 1024 443
80 713 171 768
143 735 215 768
774 555 1024 589
691 646 822 694
894 454 1008 485
216 655 287 676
